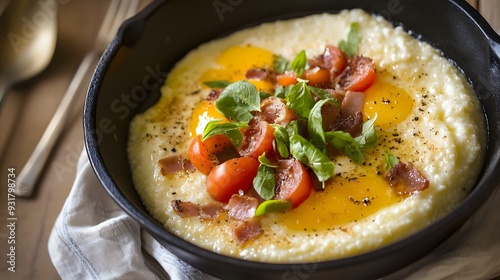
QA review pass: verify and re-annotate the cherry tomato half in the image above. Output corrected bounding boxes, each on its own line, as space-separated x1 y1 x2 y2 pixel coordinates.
304 67 331 87
206 157 260 203
338 56 376 92
238 121 275 159
188 134 233 175
274 158 312 208
276 72 298 87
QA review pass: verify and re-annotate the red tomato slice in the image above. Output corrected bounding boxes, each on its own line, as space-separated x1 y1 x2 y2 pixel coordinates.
238 121 275 159
304 67 331 87
188 134 233 175
274 158 312 208
338 56 376 92
206 157 260 203
276 72 298 86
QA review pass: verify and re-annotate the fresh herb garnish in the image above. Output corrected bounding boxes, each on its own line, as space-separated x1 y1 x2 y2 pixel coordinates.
286 81 315 119
202 119 247 147
259 91 272 100
354 114 378 150
308 99 331 152
253 153 277 200
326 131 364 164
272 124 290 158
203 80 232 88
215 80 261 123
290 134 335 187
384 151 399 170
274 55 290 74
308 86 340 106
275 85 293 99
325 115 378 164
254 199 292 216
290 50 308 77
338 22 360 57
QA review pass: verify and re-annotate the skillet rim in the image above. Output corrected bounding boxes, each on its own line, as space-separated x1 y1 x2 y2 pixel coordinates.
83 0 500 277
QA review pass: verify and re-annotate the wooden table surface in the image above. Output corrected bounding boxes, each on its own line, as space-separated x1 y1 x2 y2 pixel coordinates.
0 0 498 279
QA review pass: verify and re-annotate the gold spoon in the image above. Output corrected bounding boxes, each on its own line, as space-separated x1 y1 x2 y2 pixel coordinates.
0 0 58 106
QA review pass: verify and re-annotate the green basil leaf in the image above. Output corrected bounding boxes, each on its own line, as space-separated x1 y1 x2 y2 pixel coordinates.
275 85 293 99
384 151 399 171
326 131 364 164
259 91 272 100
338 22 360 57
271 124 290 158
253 154 276 200
307 99 330 151
275 86 286 98
308 98 342 150
291 50 308 77
289 134 334 185
215 80 261 123
286 82 315 119
308 86 340 106
254 200 292 216
286 120 300 139
354 114 378 150
202 119 247 147
258 153 278 168
274 55 290 74
203 80 232 88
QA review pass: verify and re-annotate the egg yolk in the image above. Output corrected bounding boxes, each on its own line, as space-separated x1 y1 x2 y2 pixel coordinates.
199 45 275 93
189 100 228 137
280 171 400 231
363 76 414 127
190 45 276 137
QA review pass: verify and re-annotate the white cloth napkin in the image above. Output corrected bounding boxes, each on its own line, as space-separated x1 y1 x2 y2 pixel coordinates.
48 150 500 280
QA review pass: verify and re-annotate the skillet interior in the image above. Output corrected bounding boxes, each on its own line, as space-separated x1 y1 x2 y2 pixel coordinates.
84 0 500 279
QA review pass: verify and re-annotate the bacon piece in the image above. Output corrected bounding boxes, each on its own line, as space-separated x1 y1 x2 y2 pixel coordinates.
158 155 195 176
330 91 365 137
234 217 263 243
340 90 364 116
333 111 363 137
171 200 201 218
226 195 259 221
206 89 222 101
385 162 430 197
245 68 268 80
171 200 223 219
321 100 341 131
323 88 345 103
254 96 297 126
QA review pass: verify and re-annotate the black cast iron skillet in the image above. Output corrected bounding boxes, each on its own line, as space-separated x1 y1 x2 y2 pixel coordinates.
84 0 500 279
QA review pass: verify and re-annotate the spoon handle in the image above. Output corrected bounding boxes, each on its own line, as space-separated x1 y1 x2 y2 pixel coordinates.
13 51 99 197
0 78 9 109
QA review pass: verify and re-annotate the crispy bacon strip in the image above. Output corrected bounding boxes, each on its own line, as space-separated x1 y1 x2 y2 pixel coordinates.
234 217 263 243
206 89 222 101
385 162 429 197
331 91 365 137
158 155 195 176
226 195 259 220
171 200 223 219
245 68 268 80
